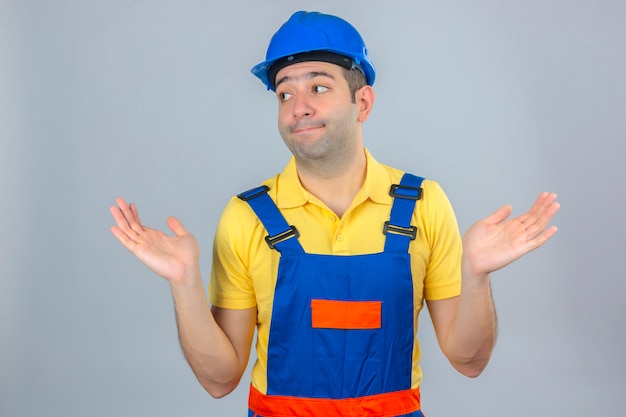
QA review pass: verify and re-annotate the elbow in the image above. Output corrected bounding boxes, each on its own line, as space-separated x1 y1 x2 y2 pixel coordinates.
196 374 242 399
449 353 492 378
455 363 487 378
207 387 235 399
203 380 239 399
442 333 496 378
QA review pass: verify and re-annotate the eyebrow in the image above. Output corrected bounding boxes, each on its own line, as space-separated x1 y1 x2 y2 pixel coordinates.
275 71 336 89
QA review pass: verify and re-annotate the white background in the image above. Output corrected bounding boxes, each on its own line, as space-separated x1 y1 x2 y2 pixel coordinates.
1 1 624 415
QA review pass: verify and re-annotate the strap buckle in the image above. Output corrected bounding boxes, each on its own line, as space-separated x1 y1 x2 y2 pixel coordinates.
383 221 417 240
389 184 423 200
265 226 300 249
237 185 270 201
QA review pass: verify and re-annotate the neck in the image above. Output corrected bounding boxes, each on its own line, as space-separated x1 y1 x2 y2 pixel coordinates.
296 148 367 218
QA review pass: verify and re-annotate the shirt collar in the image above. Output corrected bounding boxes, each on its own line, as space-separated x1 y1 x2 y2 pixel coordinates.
275 148 394 209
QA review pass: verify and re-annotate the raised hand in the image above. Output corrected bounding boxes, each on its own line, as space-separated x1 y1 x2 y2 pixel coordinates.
462 192 560 278
109 197 200 284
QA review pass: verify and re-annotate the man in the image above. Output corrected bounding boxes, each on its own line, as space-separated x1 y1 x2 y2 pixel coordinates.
110 11 559 417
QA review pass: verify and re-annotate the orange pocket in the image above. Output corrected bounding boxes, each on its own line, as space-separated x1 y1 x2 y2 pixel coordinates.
311 299 382 329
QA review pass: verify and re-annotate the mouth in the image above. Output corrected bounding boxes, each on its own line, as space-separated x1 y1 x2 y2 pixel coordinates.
291 123 325 134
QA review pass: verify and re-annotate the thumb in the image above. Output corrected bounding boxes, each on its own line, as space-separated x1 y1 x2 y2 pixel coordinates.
166 216 188 236
484 204 513 225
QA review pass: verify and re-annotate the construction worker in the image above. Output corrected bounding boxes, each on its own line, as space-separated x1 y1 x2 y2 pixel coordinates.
110 10 559 417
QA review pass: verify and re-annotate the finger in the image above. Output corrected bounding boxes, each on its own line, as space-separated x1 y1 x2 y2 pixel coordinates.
109 206 140 243
130 203 142 225
114 197 144 234
538 192 558 206
514 192 559 227
526 225 559 251
110 204 130 230
483 204 513 225
521 197 560 235
166 216 189 237
113 197 133 226
517 192 560 244
110 225 139 252
529 192 558 217
528 202 560 239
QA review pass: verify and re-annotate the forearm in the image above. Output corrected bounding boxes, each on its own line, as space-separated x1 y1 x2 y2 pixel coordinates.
440 190 559 377
170 266 244 397
444 268 497 377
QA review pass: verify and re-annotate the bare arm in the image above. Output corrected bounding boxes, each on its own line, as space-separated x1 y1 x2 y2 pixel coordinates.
428 192 560 377
169 270 256 397
110 197 255 397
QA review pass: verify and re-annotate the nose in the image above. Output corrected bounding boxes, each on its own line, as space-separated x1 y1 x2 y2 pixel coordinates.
292 93 314 118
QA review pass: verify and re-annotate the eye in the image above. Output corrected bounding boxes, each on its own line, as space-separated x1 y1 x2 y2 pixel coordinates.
278 91 293 102
313 85 329 94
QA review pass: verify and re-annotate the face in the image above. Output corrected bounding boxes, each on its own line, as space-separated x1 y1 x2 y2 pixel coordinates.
274 61 363 168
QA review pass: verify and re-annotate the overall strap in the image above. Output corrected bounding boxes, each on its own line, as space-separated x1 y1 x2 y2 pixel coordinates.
237 185 304 254
383 173 425 253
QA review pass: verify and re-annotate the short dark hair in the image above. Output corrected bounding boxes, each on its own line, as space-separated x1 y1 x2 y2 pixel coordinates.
342 67 367 103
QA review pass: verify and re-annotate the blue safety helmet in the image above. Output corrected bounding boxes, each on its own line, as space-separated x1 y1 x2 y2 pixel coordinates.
251 11 376 91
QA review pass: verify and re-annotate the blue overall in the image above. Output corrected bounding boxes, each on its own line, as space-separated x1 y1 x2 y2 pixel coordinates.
240 174 425 417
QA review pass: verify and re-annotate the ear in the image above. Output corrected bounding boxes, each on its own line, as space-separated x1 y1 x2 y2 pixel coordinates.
355 85 375 122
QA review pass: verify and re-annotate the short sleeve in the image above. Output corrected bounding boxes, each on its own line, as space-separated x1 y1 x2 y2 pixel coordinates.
208 197 258 309
420 181 462 301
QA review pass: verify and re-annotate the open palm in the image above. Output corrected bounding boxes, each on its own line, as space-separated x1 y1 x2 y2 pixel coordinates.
462 192 560 277
110 197 200 283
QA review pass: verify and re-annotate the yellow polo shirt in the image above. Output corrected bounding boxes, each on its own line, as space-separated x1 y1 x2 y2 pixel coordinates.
208 149 462 392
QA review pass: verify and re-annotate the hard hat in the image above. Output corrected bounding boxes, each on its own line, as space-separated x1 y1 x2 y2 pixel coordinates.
251 11 376 91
